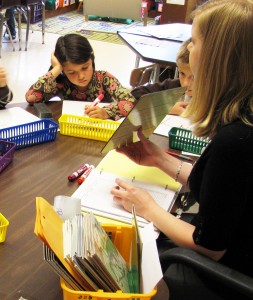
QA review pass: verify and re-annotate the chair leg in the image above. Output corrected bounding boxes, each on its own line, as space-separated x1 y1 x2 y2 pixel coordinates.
17 10 22 51
41 0 45 44
25 6 31 51
0 14 3 58
4 23 15 52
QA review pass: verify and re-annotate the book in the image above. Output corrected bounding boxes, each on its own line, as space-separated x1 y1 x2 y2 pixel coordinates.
101 87 186 154
154 114 192 137
72 149 181 227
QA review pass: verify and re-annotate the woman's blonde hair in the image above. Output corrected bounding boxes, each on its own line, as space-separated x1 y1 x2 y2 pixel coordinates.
184 0 253 138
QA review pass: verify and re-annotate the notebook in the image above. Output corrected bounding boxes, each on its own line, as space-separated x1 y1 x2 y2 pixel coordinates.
101 86 186 154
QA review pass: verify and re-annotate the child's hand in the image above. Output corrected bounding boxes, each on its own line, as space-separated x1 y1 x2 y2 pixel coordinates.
0 67 8 88
84 105 110 119
169 101 189 115
51 52 62 70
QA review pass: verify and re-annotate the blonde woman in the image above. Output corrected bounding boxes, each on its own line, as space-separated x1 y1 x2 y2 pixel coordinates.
111 0 253 299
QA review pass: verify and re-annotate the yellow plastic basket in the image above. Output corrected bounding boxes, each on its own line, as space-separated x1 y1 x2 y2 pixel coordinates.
61 224 157 300
59 114 120 142
0 213 9 243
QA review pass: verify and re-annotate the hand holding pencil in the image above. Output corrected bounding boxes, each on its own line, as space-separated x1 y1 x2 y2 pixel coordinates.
84 93 110 119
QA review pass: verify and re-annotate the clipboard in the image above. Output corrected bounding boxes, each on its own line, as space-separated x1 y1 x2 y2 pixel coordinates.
101 87 186 154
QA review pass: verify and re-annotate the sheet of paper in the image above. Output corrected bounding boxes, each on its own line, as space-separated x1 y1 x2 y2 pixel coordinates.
154 114 192 137
166 0 185 5
62 100 111 116
0 107 40 129
138 23 191 41
140 222 163 293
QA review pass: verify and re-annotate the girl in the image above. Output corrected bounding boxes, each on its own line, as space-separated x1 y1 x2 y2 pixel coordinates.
111 0 253 299
25 34 135 120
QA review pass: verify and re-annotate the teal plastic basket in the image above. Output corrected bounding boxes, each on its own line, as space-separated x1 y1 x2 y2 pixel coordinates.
0 119 58 149
169 127 209 155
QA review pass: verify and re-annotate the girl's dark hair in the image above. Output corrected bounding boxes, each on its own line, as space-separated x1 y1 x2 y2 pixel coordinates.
54 34 95 69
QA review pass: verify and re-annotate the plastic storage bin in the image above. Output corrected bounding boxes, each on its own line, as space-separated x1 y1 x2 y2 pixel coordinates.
169 127 209 155
0 140 16 173
61 224 157 300
0 119 58 150
59 114 120 142
0 213 9 243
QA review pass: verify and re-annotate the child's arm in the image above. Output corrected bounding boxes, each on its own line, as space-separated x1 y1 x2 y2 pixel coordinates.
0 67 13 109
25 53 63 104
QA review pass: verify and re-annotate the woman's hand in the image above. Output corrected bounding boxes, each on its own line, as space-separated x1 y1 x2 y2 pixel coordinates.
111 178 159 221
116 127 165 168
84 106 110 119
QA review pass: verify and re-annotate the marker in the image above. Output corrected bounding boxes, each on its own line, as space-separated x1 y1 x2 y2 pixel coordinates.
77 165 94 184
68 164 90 182
90 93 104 107
165 150 193 162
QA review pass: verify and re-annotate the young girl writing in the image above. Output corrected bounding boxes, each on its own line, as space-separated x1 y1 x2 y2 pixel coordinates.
25 34 136 120
111 0 253 298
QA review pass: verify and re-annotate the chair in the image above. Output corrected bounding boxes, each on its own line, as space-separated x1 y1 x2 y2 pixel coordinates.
0 0 22 58
20 0 45 51
162 247 253 299
129 64 157 88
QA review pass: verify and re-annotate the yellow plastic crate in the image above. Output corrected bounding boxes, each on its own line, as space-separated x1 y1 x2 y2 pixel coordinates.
59 114 120 142
61 224 157 300
0 213 9 243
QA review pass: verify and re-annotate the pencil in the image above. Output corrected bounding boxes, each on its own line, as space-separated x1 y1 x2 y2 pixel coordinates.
165 150 193 162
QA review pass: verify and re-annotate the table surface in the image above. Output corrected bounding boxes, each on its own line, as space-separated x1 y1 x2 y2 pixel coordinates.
117 24 192 66
0 101 169 300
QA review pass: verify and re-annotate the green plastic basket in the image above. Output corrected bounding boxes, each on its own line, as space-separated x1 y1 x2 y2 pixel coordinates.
168 127 209 155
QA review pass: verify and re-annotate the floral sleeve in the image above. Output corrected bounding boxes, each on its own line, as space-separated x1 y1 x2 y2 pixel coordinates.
25 72 60 103
96 71 136 121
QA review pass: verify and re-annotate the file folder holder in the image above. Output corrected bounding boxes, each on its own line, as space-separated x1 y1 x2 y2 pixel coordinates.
60 224 157 300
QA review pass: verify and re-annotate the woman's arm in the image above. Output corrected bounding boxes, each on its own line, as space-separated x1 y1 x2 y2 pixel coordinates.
111 179 225 261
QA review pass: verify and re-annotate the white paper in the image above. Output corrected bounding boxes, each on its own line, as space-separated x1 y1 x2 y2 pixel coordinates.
140 223 163 293
154 114 192 137
166 0 185 5
0 107 40 129
138 23 191 41
62 100 110 117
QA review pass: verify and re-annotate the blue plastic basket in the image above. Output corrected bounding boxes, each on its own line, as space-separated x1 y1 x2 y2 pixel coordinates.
0 140 16 173
0 119 58 149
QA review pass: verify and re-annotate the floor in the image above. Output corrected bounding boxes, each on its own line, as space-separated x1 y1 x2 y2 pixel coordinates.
1 27 149 104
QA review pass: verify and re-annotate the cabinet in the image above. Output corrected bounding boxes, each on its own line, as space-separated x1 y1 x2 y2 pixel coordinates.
160 0 201 24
